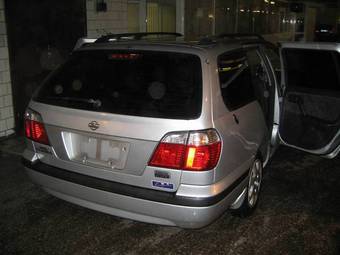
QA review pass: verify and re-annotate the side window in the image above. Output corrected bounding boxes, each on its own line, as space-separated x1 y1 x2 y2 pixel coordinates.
218 51 255 111
247 49 269 86
263 47 281 82
246 49 271 121
283 49 340 91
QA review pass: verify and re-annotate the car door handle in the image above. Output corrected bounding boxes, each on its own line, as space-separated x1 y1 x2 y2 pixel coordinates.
233 114 239 124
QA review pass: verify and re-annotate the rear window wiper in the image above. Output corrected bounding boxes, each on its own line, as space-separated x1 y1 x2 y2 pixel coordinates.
45 96 102 108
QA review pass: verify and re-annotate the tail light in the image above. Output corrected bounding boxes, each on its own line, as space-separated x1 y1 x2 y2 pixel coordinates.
149 129 221 171
24 109 50 145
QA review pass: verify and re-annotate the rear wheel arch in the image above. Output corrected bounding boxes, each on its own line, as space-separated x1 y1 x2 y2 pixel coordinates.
229 154 263 217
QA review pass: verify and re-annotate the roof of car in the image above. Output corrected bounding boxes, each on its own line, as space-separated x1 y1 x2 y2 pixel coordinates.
74 33 276 55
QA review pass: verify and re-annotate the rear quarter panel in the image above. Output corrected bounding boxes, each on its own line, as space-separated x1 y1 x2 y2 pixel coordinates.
209 52 270 183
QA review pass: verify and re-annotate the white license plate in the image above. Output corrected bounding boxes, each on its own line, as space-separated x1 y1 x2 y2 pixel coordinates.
63 132 130 170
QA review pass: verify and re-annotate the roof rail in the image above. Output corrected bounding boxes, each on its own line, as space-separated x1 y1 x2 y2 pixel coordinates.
95 32 183 43
73 37 97 51
198 33 265 45
217 33 264 40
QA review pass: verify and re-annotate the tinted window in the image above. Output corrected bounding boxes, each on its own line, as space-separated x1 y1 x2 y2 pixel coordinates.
283 49 340 91
34 50 202 119
247 49 271 119
263 47 281 81
247 50 263 78
218 51 255 111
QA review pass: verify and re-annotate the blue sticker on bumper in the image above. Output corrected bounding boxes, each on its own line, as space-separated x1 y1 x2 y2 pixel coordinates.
152 180 174 190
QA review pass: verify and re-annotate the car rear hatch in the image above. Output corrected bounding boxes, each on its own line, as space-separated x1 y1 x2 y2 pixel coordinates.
27 48 208 192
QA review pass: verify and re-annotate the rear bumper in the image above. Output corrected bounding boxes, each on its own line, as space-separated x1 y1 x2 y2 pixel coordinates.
23 159 248 228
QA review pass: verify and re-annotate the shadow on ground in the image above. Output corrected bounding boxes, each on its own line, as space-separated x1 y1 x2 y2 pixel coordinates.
0 137 339 255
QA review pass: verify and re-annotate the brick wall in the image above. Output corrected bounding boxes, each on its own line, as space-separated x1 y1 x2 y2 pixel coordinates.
86 0 128 38
0 0 14 137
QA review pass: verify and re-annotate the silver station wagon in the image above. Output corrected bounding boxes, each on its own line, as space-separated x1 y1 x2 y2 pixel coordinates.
22 33 340 228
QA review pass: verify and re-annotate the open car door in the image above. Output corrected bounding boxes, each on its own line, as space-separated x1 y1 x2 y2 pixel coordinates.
279 43 340 158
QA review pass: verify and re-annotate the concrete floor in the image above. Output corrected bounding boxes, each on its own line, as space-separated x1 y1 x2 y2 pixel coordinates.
0 137 339 255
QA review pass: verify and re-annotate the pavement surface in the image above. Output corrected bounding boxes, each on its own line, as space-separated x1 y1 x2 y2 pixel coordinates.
0 136 339 255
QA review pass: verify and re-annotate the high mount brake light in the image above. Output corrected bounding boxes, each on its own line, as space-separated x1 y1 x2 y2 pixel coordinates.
149 129 221 171
24 109 50 145
108 53 141 60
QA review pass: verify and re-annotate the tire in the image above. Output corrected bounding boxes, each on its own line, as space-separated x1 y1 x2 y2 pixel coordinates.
231 158 263 217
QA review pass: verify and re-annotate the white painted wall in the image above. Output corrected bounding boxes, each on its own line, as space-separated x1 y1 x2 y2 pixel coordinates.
0 0 14 137
86 0 128 38
176 0 185 35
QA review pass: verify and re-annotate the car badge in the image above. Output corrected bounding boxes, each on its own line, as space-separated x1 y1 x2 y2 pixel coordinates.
88 121 100 131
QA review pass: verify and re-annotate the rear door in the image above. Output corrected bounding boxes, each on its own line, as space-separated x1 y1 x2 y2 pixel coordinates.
279 43 340 158
30 49 204 191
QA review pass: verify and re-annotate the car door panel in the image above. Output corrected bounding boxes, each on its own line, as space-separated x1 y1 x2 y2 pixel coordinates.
279 43 340 156
280 89 340 151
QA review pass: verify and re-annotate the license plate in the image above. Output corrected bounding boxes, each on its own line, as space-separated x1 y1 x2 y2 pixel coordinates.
63 132 130 170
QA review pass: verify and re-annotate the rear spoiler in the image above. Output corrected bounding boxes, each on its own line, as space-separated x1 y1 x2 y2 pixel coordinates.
73 37 97 51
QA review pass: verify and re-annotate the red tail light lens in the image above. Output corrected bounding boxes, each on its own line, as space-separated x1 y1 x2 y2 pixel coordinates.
149 129 221 171
149 143 186 169
25 119 31 138
184 143 221 171
24 110 50 145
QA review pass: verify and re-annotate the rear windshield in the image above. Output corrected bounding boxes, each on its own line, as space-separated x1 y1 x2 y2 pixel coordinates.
34 50 202 119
